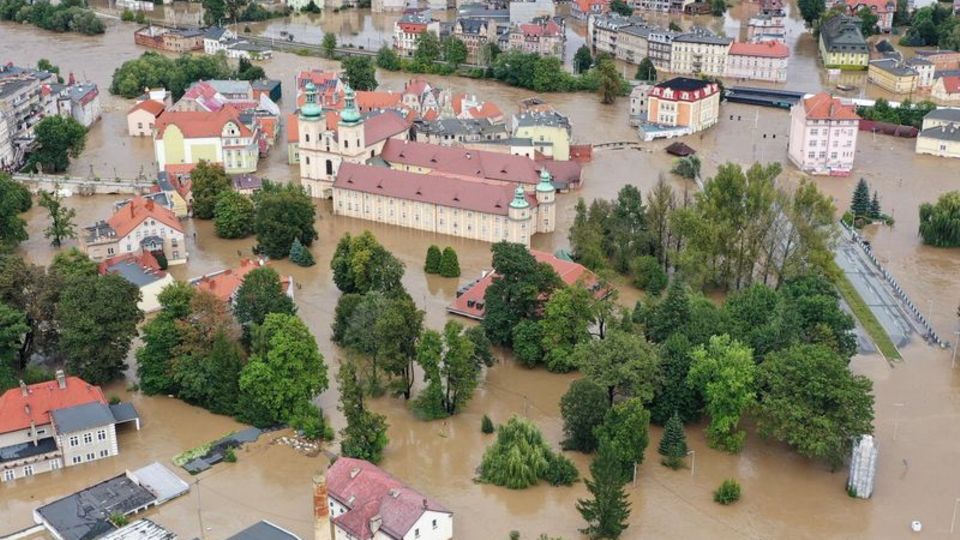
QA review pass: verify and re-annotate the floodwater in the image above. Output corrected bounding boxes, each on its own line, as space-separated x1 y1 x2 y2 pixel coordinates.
5 11 960 540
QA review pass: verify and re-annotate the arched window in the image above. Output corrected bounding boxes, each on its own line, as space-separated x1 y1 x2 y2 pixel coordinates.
326 160 333 175
305 133 310 142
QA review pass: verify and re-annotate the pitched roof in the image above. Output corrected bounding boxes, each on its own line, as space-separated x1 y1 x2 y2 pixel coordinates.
463 101 503 120
287 112 299 143
926 107 960 122
364 110 411 144
820 15 868 53
357 91 403 110
106 196 183 239
801 92 860 120
98 251 166 287
155 105 252 138
335 163 536 216
327 457 450 540
0 376 106 433
919 121 960 142
189 258 290 302
729 40 790 58
939 76 960 94
130 99 165 118
226 521 300 540
50 402 116 434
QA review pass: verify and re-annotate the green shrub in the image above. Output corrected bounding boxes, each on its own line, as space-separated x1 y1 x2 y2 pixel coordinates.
109 512 129 527
630 255 667 296
439 247 461 277
713 479 741 504
544 453 579 486
108 395 121 405
224 448 237 463
290 237 316 266
120 8 134 21
424 245 441 273
509 532 520 540
481 414 495 434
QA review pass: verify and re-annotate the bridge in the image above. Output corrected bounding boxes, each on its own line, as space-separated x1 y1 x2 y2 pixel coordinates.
13 174 155 196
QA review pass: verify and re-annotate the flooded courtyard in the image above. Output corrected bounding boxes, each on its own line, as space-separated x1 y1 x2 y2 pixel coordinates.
4 8 960 539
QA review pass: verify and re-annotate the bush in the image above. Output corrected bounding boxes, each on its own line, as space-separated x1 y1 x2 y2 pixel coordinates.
713 479 741 504
481 414 495 434
630 255 667 296
478 416 563 489
424 245 441 274
120 8 134 21
223 448 237 463
544 453 579 486
109 512 129 527
109 395 121 405
289 237 316 267
509 533 520 540
439 247 461 278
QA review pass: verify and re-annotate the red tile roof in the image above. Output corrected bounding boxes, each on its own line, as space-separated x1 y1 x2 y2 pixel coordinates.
98 251 164 276
191 258 290 302
448 250 602 319
574 0 609 12
129 99 165 118
327 457 450 540
164 163 197 178
155 105 252 138
357 91 403 110
404 77 431 96
519 20 563 37
287 113 299 143
107 195 183 239
0 376 106 433
464 101 503 120
940 76 960 94
801 92 860 120
729 41 790 58
364 111 411 145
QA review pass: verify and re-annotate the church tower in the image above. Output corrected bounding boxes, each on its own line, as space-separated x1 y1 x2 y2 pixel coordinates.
507 184 533 246
298 82 327 198
535 167 555 233
337 85 366 159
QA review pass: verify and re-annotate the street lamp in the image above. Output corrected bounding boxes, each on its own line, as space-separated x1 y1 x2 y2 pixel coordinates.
687 450 695 477
952 330 960 368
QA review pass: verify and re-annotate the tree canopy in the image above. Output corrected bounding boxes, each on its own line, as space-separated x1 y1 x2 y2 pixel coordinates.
253 181 317 259
560 378 610 452
477 416 577 489
28 115 86 173
331 231 404 294
482 242 561 345
0 0 104 35
191 161 232 220
919 191 960 248
342 56 377 91
686 335 756 453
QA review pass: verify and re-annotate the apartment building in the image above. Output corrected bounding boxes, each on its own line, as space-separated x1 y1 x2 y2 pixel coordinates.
670 28 732 77
787 92 860 176
726 41 790 82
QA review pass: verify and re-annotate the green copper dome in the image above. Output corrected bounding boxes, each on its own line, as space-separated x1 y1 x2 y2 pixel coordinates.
340 84 362 125
536 168 553 193
300 82 322 120
509 185 530 209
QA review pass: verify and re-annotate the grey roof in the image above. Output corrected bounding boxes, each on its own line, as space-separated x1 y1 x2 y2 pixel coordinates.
129 462 190 503
67 83 98 104
674 27 732 45
36 473 157 540
820 15 868 53
925 108 960 122
204 26 229 40
51 402 115 434
0 436 58 463
105 258 165 287
456 17 490 34
226 521 301 540
920 121 960 142
415 118 508 137
251 79 281 91
869 58 916 77
207 79 252 96
233 173 262 190
99 519 176 540
906 56 932 66
514 110 571 130
457 4 508 19
84 220 117 242
110 402 140 424
230 41 270 52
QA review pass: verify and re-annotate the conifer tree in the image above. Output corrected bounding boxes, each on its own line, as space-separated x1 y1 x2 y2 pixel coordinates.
289 237 315 267
439 247 461 278
646 279 690 343
657 412 688 469
869 191 881 220
424 245 442 274
851 179 871 218
577 445 631 540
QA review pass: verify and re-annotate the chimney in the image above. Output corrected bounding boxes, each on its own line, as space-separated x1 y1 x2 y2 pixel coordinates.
145 198 155 211
56 369 66 390
313 470 333 540
350 467 360 479
422 498 427 508
129 202 135 218
369 515 382 534
19 380 27 397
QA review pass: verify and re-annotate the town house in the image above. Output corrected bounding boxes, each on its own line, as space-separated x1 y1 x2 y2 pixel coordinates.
81 196 187 265
788 92 860 176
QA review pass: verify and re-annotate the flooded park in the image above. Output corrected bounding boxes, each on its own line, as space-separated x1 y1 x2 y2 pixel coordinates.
3 4 960 538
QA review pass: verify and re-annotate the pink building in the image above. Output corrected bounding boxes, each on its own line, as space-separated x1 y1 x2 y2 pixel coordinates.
726 41 790 82
788 93 860 176
842 0 894 32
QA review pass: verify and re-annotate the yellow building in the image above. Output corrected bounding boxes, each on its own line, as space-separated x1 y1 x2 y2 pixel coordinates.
867 59 918 94
646 77 721 133
819 15 869 69
153 106 260 175
511 111 572 161
332 163 556 246
670 30 732 78
916 108 960 159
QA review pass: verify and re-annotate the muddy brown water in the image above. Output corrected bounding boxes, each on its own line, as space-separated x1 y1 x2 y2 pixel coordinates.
4 11 960 539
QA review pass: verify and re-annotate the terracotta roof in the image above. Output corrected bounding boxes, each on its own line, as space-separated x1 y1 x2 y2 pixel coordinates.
448 250 602 319
190 259 290 302
380 139 572 185
364 111 411 144
464 101 503 120
164 163 197 178
422 108 439 121
574 0 609 11
519 20 563 37
106 195 183 239
357 91 403 110
129 99 165 117
287 113 299 143
940 76 960 94
155 105 252 138
327 457 450 540
801 92 860 120
0 376 106 433
98 251 163 276
729 41 789 58
334 162 535 216
404 78 431 96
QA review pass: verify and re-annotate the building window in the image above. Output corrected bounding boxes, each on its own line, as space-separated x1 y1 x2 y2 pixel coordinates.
22 465 33 476
100 450 109 458
86 452 95 461
83 433 93 444
326 160 334 175
50 460 60 470
305 133 310 142
97 429 107 441
305 156 310 165
72 456 82 464
3 469 14 481
69 436 79 447
432 519 438 529
415 529 420 539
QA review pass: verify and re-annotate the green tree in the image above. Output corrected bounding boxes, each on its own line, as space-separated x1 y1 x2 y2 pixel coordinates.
466 325 494 368
568 198 607 271
686 335 756 453
424 245 442 274
798 0 825 25
778 276 857 358
919 191 960 247
574 330 660 405
321 31 338 58
574 45 593 74
0 175 31 250
213 190 254 238
851 178 871 219
203 0 226 25
37 190 75 248
136 282 194 395
670 155 701 180
595 55 623 105
239 313 328 426
609 0 631 15
236 57 266 80
713 479 741 504
857 6 879 36
635 57 657 81
338 359 389 463
330 231 404 294
756 344 874 470
511 319 544 367
869 191 881 220
721 283 781 359
630 255 667 295
439 246 461 277
658 412 688 469
481 414 495 433
374 293 424 400
376 45 401 70
28 115 85 173
646 279 690 343
414 31 442 67
289 237 315 267
443 36 468 67
560 378 610 452
110 52 235 99
253 181 317 258
594 398 650 481
342 56 377 91
413 320 479 417
478 416 572 488
331 293 363 344
482 242 561 345
57 272 143 384
649 333 702 424
577 445 631 540
711 0 726 15
233 267 296 337
539 285 595 372
37 58 61 80
191 161 232 220
0 303 28 389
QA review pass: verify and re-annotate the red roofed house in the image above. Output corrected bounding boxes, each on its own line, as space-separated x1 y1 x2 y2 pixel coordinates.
154 105 261 174
448 249 605 319
188 258 294 304
571 0 609 20
322 457 453 540
333 162 556 246
645 77 721 137
81 196 188 265
725 41 790 82
298 85 411 199
788 92 860 176
393 11 441 58
127 99 165 137
98 251 174 313
507 18 565 58
842 0 894 32
932 75 960 103
0 371 140 483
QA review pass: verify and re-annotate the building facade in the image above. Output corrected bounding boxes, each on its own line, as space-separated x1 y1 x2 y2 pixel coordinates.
915 108 960 158
932 75 960 102
669 29 732 77
788 92 860 176
507 17 565 58
646 77 721 133
81 196 188 265
154 106 261 174
819 15 869 69
842 0 895 32
726 41 790 82
571 0 610 19
867 59 919 93
134 25 204 52
512 110 572 160
127 99 165 137
393 10 441 57
453 18 498 64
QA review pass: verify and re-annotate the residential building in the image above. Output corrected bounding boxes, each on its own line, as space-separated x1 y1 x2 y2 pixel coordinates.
726 41 790 82
787 92 860 176
372 0 408 11
453 18 498 64
152 171 191 217
202 27 274 59
642 77 721 139
134 25 204 52
915 108 960 158
233 173 263 195
631 0 693 13
154 106 261 174
747 13 786 42
512 110 572 160
1 372 140 482
128 99 165 137
629 83 653 126
842 0 895 32
0 110 12 171
251 79 282 103
868 58 920 93
509 0 555 22
202 26 237 54
189 258 294 304
100 519 177 540
571 0 610 20
98 252 174 313
587 13 637 58
0 64 47 166
819 15 869 69
908 56 935 88
297 84 410 198
413 117 510 145
448 249 604 319
932 75 960 102
394 10 441 57
507 17 565 58
323 457 453 540
81 196 187 265
670 28 732 77
45 82 102 128
228 521 300 540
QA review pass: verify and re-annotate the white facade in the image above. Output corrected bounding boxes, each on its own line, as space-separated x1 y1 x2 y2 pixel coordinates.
787 95 859 176
725 51 788 82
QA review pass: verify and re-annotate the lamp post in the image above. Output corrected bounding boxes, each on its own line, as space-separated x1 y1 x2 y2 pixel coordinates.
687 450 695 477
952 330 960 368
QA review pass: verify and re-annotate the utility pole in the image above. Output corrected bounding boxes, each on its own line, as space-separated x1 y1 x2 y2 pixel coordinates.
196 479 206 539
687 450 695 477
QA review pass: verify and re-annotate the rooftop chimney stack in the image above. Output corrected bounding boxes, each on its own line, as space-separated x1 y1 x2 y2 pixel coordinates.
314 470 332 540
56 369 66 390
19 380 27 397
